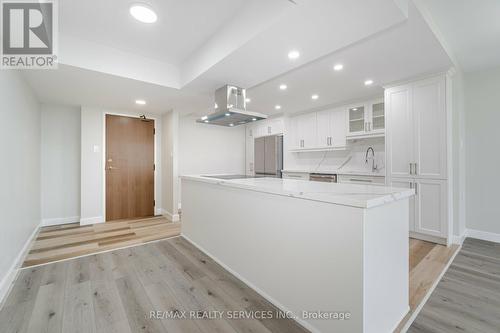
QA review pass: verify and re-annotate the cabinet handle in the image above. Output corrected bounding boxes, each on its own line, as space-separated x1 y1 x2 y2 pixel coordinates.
415 182 418 195
349 178 372 182
414 163 417 175
330 137 333 146
409 163 413 175
364 122 367 131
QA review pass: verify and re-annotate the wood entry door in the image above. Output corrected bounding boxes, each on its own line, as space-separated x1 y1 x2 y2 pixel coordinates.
106 114 155 221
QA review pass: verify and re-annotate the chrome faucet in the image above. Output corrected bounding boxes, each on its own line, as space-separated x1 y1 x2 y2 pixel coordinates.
365 147 378 172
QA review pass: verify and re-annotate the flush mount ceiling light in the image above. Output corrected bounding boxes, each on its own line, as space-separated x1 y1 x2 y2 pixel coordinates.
279 84 288 90
275 105 282 110
288 50 300 60
333 64 343 71
311 94 319 100
130 3 157 23
364 79 374 86
135 99 146 105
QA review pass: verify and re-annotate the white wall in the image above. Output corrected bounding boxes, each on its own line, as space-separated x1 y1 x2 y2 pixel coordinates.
178 114 246 206
161 110 179 220
465 66 500 236
80 108 163 224
80 107 104 224
0 70 40 300
450 70 466 239
179 115 246 175
41 105 81 225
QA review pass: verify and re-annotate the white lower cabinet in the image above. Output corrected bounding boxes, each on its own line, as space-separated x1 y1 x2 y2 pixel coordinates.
391 177 447 241
414 179 447 239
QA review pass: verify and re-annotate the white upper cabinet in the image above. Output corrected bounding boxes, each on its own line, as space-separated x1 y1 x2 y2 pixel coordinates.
316 108 347 149
316 109 331 148
413 77 447 179
347 105 366 136
386 84 413 178
386 76 447 180
296 113 317 149
249 118 284 138
346 99 385 138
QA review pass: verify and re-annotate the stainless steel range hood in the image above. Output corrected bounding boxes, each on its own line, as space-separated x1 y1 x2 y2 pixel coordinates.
197 85 268 127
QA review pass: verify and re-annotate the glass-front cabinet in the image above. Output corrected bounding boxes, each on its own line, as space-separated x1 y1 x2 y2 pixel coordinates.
346 99 385 137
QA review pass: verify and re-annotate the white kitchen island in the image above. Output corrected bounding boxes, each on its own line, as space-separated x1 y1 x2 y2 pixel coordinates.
180 175 414 333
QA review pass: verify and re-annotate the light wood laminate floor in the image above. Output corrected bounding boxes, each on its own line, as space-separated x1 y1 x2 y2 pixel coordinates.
1 236 308 333
23 216 181 267
396 239 460 332
409 238 500 333
5 230 460 333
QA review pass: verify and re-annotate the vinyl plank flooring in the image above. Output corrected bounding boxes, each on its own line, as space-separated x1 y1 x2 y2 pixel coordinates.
6 234 456 333
62 281 96 333
409 238 500 333
22 216 181 267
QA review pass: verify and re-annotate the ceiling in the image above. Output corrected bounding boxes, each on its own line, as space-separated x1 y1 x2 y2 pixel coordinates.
246 1 452 115
60 0 247 66
22 0 456 116
417 0 500 72
21 65 209 114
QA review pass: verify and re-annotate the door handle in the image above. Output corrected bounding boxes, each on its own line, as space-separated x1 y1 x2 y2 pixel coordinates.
108 166 119 170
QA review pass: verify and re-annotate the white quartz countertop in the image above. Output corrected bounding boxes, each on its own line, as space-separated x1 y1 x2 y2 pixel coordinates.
282 169 385 177
181 175 414 209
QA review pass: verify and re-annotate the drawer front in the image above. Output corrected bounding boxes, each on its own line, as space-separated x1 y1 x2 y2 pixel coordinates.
337 174 385 185
282 172 310 180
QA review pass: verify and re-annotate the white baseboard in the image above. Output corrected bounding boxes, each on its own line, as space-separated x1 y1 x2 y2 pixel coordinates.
452 231 467 245
79 216 104 225
161 209 180 222
155 208 162 216
0 221 41 308
467 228 500 243
409 231 447 245
41 216 80 227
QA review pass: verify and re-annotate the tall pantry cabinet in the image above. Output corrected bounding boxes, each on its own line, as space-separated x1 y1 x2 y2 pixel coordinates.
385 74 450 244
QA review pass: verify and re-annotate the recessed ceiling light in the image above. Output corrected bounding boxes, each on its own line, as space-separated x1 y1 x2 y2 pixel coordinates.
288 50 300 60
352 108 357 111
201 116 208 120
311 94 319 100
364 79 374 86
275 105 281 110
245 98 251 103
135 99 146 105
333 64 343 71
229 123 234 127
279 84 287 90
204 120 209 123
252 118 257 121
225 113 231 117
130 4 157 23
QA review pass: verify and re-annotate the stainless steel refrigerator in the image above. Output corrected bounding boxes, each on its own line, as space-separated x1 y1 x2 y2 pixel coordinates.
254 135 283 177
